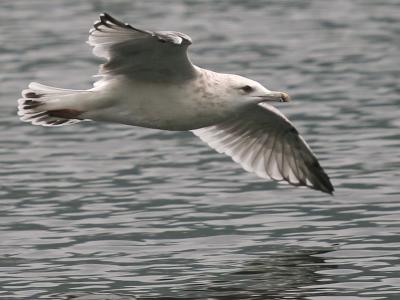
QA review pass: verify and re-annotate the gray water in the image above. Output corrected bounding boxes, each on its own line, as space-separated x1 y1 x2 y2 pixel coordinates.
1 0 400 299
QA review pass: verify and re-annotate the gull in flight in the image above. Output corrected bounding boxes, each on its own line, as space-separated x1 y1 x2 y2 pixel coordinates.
18 13 334 194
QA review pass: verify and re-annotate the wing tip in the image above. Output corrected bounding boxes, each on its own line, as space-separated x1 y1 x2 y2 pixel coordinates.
95 12 148 34
99 12 122 27
322 181 335 195
315 182 335 195
283 176 334 195
90 12 128 34
309 170 335 195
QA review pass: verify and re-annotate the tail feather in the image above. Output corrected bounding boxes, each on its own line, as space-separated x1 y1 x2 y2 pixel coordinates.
18 82 85 126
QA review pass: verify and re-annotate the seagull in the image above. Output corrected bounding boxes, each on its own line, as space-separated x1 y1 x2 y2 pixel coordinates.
18 13 334 194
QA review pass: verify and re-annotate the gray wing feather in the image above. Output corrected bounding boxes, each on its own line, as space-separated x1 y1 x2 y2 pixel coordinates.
192 103 334 194
88 13 196 81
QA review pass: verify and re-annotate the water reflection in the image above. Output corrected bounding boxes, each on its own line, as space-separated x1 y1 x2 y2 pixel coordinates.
202 249 334 300
1 0 400 299
57 249 335 299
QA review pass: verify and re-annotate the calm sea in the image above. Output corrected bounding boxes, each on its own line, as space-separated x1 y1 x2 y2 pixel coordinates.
1 0 399 299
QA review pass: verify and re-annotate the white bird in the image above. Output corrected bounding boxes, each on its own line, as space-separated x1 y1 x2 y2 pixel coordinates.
18 13 334 194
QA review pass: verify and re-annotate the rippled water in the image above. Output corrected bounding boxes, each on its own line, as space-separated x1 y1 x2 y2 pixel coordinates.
1 0 400 299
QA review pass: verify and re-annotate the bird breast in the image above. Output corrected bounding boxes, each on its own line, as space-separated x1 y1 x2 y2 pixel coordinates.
96 76 240 131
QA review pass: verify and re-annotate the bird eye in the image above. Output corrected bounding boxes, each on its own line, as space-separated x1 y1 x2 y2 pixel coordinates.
240 85 254 93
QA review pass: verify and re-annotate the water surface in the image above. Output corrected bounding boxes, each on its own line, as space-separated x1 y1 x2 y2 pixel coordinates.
1 0 399 299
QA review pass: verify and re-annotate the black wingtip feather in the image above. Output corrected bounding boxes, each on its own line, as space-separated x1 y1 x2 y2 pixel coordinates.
96 13 149 34
100 13 129 29
99 13 113 28
312 169 334 195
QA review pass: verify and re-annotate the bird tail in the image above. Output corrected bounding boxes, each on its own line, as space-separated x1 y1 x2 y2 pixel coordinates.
17 82 87 126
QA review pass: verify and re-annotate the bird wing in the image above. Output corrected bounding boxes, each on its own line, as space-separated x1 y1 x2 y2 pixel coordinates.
87 13 197 81
192 103 334 194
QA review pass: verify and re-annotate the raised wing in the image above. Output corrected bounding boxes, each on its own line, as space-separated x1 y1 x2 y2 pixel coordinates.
192 103 334 194
88 13 197 81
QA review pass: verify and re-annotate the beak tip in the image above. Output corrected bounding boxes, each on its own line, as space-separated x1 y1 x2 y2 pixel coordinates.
281 92 291 102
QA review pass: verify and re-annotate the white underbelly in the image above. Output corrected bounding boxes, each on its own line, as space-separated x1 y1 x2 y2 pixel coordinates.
93 97 230 130
84 78 236 131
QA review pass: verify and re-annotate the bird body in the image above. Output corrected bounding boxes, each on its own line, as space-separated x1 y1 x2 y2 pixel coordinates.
18 13 334 194
80 69 264 131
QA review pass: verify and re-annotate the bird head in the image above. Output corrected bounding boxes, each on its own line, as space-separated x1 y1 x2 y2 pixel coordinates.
228 75 290 104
